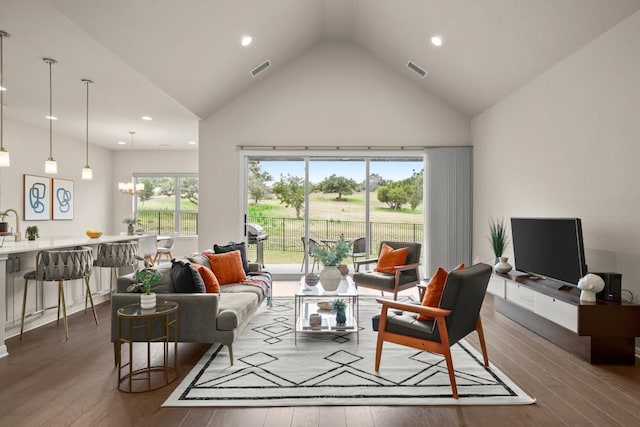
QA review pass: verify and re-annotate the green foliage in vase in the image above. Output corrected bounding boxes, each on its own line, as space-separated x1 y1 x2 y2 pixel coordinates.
488 217 509 258
315 236 351 266
126 268 162 295
331 299 347 313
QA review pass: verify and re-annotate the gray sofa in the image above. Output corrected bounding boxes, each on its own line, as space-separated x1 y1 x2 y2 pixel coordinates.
110 254 271 364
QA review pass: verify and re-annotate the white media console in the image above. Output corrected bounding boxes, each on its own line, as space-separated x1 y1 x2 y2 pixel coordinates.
487 271 640 365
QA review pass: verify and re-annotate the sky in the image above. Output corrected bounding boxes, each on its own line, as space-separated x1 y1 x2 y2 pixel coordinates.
255 159 424 184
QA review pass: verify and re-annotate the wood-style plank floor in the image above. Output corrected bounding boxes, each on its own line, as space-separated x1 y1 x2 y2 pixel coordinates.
1 282 639 427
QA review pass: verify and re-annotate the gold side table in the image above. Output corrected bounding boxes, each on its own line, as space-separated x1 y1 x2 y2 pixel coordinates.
117 301 179 393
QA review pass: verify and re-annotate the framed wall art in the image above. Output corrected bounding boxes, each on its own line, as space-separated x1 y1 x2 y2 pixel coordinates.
52 178 74 220
23 174 51 221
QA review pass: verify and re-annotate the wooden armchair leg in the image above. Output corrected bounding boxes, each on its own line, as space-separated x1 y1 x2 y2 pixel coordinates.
374 309 389 371
443 347 458 399
475 316 489 367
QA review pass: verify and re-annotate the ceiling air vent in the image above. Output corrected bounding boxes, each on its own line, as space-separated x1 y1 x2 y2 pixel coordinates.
407 61 427 78
251 60 271 78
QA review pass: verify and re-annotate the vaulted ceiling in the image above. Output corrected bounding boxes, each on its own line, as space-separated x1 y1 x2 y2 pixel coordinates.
1 0 639 150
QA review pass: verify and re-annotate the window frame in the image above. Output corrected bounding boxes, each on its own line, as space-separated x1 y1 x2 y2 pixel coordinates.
133 172 199 237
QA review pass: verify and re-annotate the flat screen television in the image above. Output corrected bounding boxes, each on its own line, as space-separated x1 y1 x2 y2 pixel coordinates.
510 217 587 286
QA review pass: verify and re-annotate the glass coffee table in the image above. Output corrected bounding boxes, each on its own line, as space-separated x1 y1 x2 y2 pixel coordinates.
294 275 359 344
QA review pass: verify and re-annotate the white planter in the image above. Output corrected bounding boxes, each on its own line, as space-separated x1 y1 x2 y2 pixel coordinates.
320 265 342 291
494 257 513 274
140 292 157 310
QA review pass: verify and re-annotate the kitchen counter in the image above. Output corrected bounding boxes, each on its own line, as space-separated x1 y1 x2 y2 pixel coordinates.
0 234 156 358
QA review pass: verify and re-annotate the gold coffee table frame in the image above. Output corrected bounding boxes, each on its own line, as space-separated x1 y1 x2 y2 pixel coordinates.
116 301 179 393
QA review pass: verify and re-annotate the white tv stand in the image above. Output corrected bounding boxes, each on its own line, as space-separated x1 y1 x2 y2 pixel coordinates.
487 271 640 365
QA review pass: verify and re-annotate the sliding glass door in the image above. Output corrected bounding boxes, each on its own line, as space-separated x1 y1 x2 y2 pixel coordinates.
242 152 426 277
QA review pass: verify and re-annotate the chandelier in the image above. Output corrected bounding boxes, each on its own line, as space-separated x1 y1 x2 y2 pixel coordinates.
118 131 144 195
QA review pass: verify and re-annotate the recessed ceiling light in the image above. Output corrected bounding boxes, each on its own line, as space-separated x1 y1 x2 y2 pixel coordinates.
117 141 126 145
241 35 252 47
0 86 6 91
45 115 58 120
431 36 443 47
141 115 153 121
188 141 197 145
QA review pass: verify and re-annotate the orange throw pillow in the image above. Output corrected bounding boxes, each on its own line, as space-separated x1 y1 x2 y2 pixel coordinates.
192 263 220 293
204 251 247 285
374 243 409 274
417 263 465 321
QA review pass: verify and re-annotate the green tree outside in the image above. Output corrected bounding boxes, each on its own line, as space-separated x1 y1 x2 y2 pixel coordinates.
315 174 359 201
272 174 305 218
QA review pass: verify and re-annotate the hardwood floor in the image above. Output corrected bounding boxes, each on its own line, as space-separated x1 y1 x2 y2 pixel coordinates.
1 283 639 427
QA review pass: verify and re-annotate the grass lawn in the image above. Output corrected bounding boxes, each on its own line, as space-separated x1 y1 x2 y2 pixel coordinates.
249 191 422 223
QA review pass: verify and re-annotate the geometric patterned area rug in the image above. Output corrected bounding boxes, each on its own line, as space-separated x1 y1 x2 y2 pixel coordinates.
163 297 535 407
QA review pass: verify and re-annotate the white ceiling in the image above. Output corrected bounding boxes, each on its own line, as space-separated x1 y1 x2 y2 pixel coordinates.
1 0 639 150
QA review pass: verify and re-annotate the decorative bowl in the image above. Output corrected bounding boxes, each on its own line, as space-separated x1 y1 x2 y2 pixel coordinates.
305 273 320 287
86 230 103 239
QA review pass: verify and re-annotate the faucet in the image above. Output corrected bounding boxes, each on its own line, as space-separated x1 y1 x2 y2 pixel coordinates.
1 208 21 242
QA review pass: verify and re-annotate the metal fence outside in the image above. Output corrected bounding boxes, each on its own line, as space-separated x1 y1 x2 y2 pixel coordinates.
134 212 421 253
249 216 422 254
137 211 198 236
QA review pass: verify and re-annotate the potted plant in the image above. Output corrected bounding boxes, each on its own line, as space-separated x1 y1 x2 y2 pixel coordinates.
331 299 347 325
25 226 39 241
126 267 162 309
123 217 141 235
489 217 512 273
315 236 351 291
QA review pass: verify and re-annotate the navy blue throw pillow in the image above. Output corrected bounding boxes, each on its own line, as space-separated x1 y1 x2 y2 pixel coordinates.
213 242 249 273
171 259 206 293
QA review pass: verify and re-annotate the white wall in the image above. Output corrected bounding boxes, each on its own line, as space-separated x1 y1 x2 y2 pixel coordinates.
199 41 470 246
472 11 640 301
0 119 113 237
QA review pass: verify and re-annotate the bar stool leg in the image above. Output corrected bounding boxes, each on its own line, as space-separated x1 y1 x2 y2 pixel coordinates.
57 283 61 326
59 280 69 341
85 276 99 325
20 279 29 340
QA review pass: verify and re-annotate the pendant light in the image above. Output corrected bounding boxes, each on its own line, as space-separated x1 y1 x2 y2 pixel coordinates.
81 79 93 180
118 131 144 195
0 30 10 167
43 58 57 174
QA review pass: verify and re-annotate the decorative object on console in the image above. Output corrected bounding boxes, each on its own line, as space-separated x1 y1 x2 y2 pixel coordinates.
494 256 512 274
577 274 605 302
25 226 39 241
0 30 11 167
488 217 509 263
